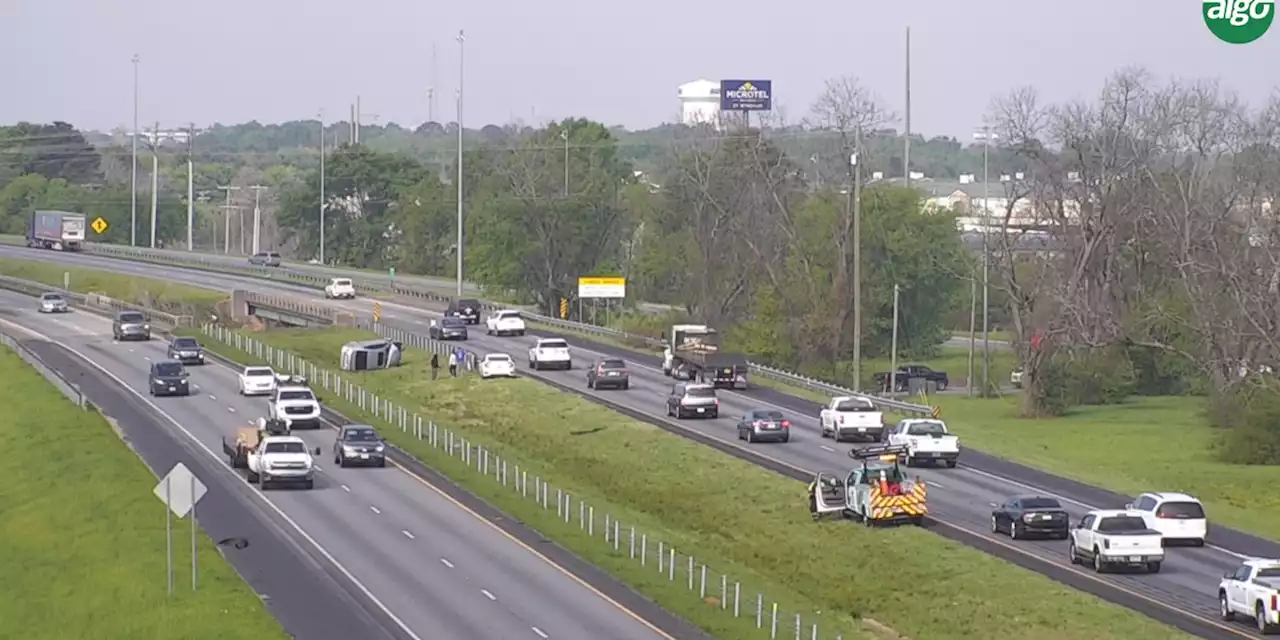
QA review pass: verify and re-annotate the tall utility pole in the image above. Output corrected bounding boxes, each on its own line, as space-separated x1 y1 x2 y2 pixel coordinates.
904 27 912 188
455 29 466 296
216 185 241 254
249 185 268 254
561 129 569 197
349 104 356 144
889 284 901 395
974 127 998 394
131 54 140 247
851 135 864 391
319 111 326 264
428 43 438 123
186 123 195 251
149 122 159 249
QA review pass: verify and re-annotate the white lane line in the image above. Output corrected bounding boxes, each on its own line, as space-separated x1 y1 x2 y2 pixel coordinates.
930 481 947 489
341 485 351 492
143 356 151 361
369 505 381 515
402 530 415 540
480 589 495 601
227 407 236 413
819 445 836 453
440 558 454 568
532 627 549 639
313 464 323 472
208 394 217 400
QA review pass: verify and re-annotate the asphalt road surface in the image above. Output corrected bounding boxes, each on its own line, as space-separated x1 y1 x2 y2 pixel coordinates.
0 289 677 640
7 245 1280 638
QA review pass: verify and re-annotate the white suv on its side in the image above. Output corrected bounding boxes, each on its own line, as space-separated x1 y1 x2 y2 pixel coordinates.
1126 492 1208 547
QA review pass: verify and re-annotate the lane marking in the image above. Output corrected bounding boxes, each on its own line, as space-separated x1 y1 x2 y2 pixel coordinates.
440 558 454 568
369 506 381 515
481 589 496 601
402 530 415 540
209 394 217 400
819 445 835 453
0 318 427 640
532 627 548 639
227 406 236 413
341 485 351 492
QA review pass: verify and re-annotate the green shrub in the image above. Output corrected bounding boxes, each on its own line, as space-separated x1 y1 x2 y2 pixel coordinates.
1210 377 1280 465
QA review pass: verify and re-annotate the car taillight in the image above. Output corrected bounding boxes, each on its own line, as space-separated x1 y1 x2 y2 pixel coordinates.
715 399 720 407
1271 594 1277 611
781 420 790 428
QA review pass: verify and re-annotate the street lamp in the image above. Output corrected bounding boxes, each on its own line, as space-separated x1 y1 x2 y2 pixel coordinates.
455 29 465 297
131 54 140 247
319 109 326 264
973 127 999 395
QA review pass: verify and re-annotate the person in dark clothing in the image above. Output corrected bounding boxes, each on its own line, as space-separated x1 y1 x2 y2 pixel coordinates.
430 352 440 380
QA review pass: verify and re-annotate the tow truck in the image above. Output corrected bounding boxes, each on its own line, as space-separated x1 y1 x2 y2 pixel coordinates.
808 444 928 527
661 324 749 389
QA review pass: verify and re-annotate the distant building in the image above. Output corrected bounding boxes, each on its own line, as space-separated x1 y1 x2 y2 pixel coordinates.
678 79 721 129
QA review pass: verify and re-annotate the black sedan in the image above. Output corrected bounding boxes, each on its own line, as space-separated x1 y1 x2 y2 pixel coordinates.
148 360 191 397
333 424 386 467
167 337 206 365
429 317 469 341
736 409 791 443
991 495 1070 539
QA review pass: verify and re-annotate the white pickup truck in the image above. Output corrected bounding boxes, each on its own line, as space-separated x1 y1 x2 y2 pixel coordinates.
818 396 884 442
888 419 961 468
223 429 320 490
528 338 571 370
1068 509 1165 574
486 309 526 337
1219 558 1280 634
269 384 322 430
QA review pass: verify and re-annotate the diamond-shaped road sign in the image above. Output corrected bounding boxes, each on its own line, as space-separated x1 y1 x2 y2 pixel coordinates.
154 462 207 519
90 216 109 234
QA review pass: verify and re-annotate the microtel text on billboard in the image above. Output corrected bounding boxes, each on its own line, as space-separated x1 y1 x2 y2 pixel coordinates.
719 80 773 111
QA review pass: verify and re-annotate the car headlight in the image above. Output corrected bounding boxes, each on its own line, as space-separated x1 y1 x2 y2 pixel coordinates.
342 445 356 453
143 324 150 330
375 445 384 452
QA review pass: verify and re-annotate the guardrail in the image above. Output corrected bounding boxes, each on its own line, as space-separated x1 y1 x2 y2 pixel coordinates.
241 291 355 327
20 242 936 416
199 323 854 640
0 332 87 409
0 274 191 328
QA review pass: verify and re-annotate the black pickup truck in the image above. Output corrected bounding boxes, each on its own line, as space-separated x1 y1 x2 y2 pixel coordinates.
872 365 949 392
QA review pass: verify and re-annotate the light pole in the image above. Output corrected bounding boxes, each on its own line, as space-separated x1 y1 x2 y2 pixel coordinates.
131 54 139 247
973 127 998 395
455 29 465 297
319 111 326 264
561 129 569 197
850 134 863 391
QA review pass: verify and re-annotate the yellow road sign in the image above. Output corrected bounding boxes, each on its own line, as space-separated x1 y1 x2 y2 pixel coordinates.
930 406 942 419
559 297 568 319
372 301 382 323
90 217 109 234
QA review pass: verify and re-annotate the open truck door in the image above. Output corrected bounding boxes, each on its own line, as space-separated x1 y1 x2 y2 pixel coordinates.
809 471 846 519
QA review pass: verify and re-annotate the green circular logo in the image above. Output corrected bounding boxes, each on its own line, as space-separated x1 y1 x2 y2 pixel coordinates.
1205 0 1275 43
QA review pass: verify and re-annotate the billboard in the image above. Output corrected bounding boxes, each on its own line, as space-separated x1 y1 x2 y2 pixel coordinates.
578 276 626 299
719 80 773 111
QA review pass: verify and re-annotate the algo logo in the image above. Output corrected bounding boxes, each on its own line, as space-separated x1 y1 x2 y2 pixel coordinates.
1204 0 1275 43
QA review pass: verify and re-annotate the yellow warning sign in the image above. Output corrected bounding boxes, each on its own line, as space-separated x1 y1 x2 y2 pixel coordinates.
930 406 942 419
90 217 109 234
372 302 382 323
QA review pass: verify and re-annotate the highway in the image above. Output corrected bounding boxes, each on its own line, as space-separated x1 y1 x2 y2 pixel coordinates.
0 286 682 640
6 244 1279 638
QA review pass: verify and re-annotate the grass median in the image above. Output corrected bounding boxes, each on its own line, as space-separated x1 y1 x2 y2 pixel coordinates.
0 256 226 318
0 345 286 640
184 325 1190 640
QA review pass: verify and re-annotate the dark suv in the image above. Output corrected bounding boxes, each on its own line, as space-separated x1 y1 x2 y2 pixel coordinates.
666 382 719 419
429 316 469 341
149 360 191 397
167 336 206 365
587 358 630 390
446 298 482 325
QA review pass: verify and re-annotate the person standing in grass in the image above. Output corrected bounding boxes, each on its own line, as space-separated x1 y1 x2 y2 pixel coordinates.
447 350 458 377
430 352 440 380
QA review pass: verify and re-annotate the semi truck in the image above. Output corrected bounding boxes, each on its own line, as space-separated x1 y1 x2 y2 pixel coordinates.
661 324 749 389
26 211 87 251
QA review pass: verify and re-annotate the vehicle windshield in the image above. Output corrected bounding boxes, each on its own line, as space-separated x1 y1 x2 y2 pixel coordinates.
457 299 480 309
906 421 947 436
1155 501 1205 519
1020 497 1061 510
441 317 465 327
539 340 568 349
154 362 184 376
599 359 626 369
834 399 875 412
173 338 198 348
41 293 63 301
343 428 380 442
264 441 306 454
752 410 785 421
333 279 352 287
278 390 315 401
119 312 145 323
266 252 280 258
1258 567 1280 579
1097 515 1148 532
685 387 716 398
245 368 274 377
486 355 512 362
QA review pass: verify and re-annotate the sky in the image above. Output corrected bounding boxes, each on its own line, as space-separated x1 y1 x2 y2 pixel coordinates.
3 0 1278 139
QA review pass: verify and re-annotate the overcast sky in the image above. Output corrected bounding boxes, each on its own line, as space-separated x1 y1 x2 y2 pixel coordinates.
3 1 1277 138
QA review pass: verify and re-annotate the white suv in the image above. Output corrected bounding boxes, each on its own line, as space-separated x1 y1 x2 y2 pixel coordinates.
324 278 356 299
1125 492 1207 547
486 310 526 337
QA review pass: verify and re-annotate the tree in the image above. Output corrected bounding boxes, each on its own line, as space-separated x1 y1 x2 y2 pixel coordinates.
0 122 101 184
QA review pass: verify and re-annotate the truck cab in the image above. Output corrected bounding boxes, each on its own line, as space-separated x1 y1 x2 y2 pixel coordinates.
888 419 961 468
819 396 883 442
1219 559 1280 633
249 435 319 490
1068 509 1164 574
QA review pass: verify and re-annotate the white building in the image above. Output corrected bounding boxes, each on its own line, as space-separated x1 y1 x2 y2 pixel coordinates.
678 79 721 129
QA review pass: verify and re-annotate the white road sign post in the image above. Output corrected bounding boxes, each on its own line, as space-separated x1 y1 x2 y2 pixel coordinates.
153 462 208 595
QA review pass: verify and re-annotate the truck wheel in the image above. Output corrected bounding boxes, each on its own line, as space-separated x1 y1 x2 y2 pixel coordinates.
1257 603 1278 633
945 460 957 468
1092 550 1105 573
937 381 948 391
304 480 314 490
1068 541 1079 564
247 471 259 483
1218 592 1234 621
1147 561 1161 574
